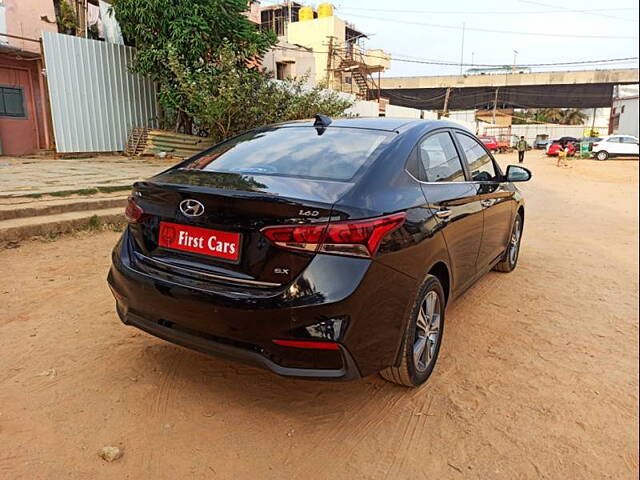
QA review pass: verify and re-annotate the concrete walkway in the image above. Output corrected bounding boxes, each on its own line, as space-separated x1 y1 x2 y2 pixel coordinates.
0 155 173 197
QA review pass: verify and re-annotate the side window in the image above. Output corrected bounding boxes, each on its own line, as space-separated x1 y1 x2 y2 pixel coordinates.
455 133 498 182
417 132 465 182
609 137 622 143
622 137 638 144
0 86 26 118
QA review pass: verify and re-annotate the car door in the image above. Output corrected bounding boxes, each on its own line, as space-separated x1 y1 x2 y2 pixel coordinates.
605 136 623 155
414 130 484 294
454 131 515 271
620 136 640 155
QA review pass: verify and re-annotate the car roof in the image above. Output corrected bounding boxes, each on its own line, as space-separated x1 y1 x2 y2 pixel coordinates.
273 117 472 134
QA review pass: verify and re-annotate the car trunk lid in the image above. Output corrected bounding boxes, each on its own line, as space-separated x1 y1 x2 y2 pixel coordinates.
128 169 353 287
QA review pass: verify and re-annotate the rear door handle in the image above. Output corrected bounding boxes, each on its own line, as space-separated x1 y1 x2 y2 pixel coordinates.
481 199 496 208
434 209 452 219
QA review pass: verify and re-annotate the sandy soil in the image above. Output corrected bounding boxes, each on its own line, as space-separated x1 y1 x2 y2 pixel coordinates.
1 152 638 479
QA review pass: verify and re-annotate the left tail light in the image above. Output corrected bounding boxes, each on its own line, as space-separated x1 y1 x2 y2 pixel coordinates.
260 213 406 258
124 196 145 223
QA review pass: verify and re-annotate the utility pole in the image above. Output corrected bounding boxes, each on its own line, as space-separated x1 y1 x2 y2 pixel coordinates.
492 87 499 124
512 50 519 73
459 22 466 75
325 36 334 89
75 0 87 38
443 87 451 117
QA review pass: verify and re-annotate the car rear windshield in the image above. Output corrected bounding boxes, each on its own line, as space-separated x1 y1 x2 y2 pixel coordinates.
182 126 392 181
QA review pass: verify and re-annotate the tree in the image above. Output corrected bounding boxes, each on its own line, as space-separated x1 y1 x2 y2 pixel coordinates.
111 0 277 132
512 108 588 125
560 109 588 125
168 43 354 142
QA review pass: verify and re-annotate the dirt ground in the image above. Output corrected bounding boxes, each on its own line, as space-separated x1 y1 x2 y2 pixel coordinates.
1 152 638 479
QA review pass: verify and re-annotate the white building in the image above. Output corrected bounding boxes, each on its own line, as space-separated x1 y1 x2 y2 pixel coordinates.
610 85 639 137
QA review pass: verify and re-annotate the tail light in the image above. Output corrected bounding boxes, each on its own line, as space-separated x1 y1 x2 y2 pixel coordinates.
124 197 145 223
592 143 599 148
261 213 406 258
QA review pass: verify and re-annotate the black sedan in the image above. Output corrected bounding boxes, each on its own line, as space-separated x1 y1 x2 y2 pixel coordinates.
108 116 531 387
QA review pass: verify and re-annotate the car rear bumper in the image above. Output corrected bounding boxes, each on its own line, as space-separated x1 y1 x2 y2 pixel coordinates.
116 308 361 380
107 229 417 380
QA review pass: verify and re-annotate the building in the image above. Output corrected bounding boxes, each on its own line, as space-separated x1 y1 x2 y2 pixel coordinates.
0 0 58 155
263 40 316 84
0 0 121 155
260 2 391 98
610 85 639 137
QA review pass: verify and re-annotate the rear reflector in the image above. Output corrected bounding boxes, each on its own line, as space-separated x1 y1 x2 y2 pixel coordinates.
124 197 144 223
272 339 341 350
261 213 406 258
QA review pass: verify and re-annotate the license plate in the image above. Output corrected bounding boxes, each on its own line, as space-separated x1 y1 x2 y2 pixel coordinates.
158 221 241 262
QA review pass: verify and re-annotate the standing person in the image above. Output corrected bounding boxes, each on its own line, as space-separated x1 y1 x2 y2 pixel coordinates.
516 136 527 163
557 144 570 167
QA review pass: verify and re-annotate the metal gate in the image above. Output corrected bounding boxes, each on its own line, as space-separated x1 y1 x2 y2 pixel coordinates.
42 31 157 153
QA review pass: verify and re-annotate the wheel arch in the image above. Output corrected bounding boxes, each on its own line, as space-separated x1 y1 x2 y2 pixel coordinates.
517 205 525 226
428 261 451 306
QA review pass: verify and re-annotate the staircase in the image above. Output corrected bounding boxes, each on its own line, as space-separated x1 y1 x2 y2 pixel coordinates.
0 194 127 243
339 59 372 100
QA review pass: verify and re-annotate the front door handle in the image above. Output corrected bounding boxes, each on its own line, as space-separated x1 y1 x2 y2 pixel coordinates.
435 209 452 219
481 199 496 208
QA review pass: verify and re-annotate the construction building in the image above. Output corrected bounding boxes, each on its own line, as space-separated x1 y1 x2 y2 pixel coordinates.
260 2 391 99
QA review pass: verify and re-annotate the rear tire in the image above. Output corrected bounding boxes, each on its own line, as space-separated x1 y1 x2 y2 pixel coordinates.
595 150 609 161
494 213 523 273
380 275 445 387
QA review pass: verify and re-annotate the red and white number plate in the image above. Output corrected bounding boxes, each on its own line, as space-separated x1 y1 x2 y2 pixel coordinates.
158 222 241 261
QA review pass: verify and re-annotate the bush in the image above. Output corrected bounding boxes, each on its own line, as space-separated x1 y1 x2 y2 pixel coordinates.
168 44 354 142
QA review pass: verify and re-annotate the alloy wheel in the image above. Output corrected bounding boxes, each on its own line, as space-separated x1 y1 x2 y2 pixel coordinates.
509 217 522 264
413 291 441 372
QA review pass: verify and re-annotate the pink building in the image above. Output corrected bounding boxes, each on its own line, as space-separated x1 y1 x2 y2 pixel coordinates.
1 0 58 155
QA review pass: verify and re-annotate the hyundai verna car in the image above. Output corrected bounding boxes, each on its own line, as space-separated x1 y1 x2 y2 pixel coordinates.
108 116 531 387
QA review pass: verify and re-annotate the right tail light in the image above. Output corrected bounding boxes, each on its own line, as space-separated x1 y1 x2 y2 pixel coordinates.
261 213 406 258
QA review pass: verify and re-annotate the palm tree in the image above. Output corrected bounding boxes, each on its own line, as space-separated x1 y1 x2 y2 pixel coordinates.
536 108 564 124
560 109 588 125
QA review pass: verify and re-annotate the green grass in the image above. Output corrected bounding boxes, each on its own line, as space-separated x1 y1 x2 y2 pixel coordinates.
97 185 132 194
48 188 99 197
15 185 131 199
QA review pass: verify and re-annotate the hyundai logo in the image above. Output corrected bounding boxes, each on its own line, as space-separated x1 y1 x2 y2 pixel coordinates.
179 199 205 217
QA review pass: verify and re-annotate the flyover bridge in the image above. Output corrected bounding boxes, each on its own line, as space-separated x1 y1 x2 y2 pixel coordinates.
378 69 639 111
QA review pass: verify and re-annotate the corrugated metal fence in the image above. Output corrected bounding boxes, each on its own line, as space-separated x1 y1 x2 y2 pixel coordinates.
42 32 157 153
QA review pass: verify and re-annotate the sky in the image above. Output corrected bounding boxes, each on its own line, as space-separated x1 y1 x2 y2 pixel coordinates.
260 0 640 77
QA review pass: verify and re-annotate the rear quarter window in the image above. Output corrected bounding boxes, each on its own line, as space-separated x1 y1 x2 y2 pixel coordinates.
184 127 392 181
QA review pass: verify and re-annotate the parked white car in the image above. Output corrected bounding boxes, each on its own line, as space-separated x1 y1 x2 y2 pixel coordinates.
592 135 639 161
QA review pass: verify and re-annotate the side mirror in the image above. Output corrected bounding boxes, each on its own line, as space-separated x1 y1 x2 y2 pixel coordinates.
505 165 532 182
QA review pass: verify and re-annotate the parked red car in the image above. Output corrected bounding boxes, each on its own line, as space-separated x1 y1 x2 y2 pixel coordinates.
546 141 576 157
478 135 498 152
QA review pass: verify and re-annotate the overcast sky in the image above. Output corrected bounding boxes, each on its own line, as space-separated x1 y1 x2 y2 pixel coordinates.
261 0 639 77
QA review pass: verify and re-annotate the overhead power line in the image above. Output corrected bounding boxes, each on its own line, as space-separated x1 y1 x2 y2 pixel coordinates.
338 6 638 16
518 0 638 22
342 13 639 39
272 46 638 68
387 56 639 68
